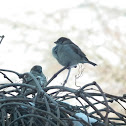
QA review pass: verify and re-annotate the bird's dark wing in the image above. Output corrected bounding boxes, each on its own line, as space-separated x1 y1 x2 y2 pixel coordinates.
69 43 87 58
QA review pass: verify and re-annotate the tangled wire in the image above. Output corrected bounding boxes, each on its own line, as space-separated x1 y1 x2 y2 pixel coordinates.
0 67 126 126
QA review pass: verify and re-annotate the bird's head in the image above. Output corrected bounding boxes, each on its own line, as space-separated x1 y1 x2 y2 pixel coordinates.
30 65 42 73
54 37 72 45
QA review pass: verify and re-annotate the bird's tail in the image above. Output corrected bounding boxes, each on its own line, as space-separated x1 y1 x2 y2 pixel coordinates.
88 61 97 66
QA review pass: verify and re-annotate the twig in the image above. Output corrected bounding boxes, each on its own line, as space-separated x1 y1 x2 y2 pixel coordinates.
46 66 68 86
0 35 4 44
94 82 110 126
0 69 24 78
62 68 71 86
0 71 13 83
8 114 57 126
44 95 51 126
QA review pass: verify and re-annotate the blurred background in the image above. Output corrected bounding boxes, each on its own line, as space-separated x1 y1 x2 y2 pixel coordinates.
0 0 126 97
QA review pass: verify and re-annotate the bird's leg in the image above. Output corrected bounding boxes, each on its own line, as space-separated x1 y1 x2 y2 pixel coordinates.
62 68 71 86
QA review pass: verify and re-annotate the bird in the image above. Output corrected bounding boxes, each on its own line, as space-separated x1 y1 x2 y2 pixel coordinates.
52 37 97 67
23 65 47 87
20 65 47 96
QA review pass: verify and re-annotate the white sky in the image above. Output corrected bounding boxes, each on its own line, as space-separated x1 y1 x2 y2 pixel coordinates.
0 0 125 85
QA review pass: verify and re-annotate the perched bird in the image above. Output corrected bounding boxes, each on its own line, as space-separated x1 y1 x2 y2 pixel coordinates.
23 65 47 87
52 37 97 67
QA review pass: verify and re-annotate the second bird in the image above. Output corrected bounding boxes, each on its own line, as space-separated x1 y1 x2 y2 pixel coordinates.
52 37 97 67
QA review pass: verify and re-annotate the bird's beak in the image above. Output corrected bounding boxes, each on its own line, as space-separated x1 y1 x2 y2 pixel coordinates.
54 41 57 44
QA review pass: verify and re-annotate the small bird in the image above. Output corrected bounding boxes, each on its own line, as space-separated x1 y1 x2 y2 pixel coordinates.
23 65 47 87
52 37 97 67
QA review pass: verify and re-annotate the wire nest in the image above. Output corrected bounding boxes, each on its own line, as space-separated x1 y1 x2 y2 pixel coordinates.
0 68 126 126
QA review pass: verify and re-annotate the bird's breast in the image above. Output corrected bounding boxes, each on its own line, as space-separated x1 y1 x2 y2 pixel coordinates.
54 45 81 66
